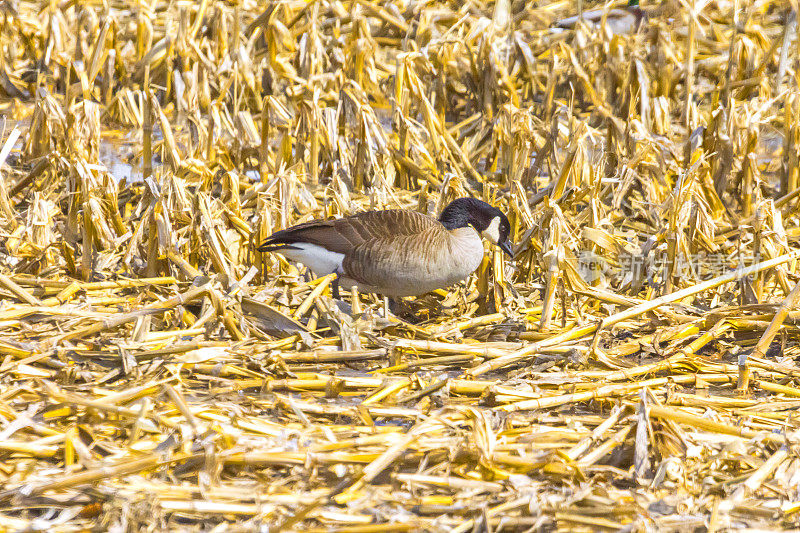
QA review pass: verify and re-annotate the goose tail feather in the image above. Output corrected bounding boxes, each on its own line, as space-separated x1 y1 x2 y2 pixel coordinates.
258 233 301 252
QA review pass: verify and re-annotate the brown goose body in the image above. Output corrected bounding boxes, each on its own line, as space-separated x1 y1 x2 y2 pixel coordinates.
259 209 486 297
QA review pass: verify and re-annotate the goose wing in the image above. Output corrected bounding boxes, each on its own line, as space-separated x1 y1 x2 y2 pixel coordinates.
342 231 442 290
258 209 438 254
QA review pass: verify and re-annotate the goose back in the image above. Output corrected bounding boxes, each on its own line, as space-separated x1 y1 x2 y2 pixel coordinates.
259 209 438 254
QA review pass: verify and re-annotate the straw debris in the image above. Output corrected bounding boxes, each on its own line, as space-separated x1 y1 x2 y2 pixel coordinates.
1 0 800 530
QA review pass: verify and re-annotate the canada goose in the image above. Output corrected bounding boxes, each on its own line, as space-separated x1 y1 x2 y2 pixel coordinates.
259 198 514 299
554 0 648 35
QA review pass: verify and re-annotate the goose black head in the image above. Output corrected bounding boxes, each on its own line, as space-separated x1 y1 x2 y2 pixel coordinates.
439 198 514 257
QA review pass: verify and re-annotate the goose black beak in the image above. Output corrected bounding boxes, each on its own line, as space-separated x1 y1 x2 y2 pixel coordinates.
499 241 514 258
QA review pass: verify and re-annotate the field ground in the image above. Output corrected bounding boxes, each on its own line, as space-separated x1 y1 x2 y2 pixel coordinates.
1 0 800 530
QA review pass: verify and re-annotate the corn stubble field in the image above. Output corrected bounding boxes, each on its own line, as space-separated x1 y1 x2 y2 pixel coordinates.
3 0 800 530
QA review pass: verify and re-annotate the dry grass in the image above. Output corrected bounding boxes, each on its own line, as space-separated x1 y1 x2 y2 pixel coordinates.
1 0 800 530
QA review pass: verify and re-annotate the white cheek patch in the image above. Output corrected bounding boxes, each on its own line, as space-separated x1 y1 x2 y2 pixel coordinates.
481 216 501 244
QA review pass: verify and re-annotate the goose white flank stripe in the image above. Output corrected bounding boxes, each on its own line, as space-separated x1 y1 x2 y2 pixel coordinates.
280 243 346 278
258 197 514 298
